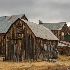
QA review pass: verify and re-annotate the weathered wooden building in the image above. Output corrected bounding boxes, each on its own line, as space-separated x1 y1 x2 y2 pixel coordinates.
4 18 59 62
0 14 28 55
39 21 68 41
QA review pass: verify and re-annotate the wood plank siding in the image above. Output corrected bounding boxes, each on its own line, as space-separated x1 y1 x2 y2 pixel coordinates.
0 33 5 55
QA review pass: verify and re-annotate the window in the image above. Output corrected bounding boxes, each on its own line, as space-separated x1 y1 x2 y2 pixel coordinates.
47 45 51 51
51 45 53 51
16 27 23 33
47 45 53 51
62 32 64 36
44 44 47 50
61 32 64 40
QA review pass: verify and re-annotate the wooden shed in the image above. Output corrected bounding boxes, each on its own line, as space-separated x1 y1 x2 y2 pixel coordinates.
0 14 28 56
4 18 59 62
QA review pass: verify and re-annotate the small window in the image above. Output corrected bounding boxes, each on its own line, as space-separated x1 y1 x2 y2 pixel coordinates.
51 45 53 51
47 45 53 51
47 45 51 51
62 32 64 36
44 44 47 50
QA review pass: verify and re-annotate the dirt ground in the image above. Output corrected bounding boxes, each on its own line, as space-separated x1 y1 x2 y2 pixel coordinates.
0 56 70 70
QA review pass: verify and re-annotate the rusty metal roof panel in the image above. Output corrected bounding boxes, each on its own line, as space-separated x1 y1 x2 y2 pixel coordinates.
0 14 24 33
40 22 65 30
22 19 59 40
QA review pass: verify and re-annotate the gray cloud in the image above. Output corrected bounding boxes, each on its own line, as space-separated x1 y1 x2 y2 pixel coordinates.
0 0 70 25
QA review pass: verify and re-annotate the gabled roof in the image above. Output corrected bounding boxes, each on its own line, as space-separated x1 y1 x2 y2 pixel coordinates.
0 14 26 33
21 19 59 40
39 22 66 30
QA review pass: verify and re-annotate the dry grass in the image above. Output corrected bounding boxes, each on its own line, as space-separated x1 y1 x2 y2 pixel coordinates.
0 61 68 70
58 55 70 61
0 55 70 70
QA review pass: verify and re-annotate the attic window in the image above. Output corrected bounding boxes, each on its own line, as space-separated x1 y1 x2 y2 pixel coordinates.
7 16 14 21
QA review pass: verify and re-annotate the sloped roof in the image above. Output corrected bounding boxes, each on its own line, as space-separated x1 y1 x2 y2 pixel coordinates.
21 19 59 40
0 14 24 33
39 22 65 30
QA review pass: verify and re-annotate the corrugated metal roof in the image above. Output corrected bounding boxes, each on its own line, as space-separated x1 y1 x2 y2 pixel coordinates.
0 14 24 33
21 19 59 40
39 22 65 30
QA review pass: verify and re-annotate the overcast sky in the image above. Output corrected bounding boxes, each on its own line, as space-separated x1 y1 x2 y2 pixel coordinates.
0 0 70 26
